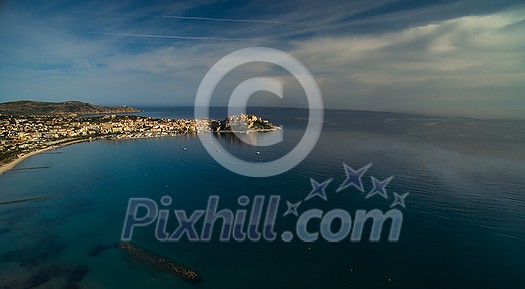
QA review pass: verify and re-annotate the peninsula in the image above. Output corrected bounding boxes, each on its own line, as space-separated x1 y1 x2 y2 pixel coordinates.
0 100 143 116
0 101 279 175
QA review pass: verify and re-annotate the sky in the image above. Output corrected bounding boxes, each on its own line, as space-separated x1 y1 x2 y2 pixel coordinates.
0 0 524 118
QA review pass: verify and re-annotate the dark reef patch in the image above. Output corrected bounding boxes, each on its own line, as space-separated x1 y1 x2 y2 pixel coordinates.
0 237 65 266
88 244 113 257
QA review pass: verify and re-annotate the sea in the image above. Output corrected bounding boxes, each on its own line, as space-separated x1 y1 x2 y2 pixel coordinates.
0 107 524 289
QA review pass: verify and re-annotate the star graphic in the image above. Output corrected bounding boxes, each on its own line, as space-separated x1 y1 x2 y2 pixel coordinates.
336 163 372 193
365 176 393 199
305 178 332 201
390 192 409 208
283 200 302 217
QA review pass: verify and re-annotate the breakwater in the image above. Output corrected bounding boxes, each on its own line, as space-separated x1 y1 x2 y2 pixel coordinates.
118 242 201 284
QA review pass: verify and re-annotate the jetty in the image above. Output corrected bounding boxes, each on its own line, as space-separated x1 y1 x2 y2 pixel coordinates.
118 242 201 284
12 166 50 171
0 195 55 206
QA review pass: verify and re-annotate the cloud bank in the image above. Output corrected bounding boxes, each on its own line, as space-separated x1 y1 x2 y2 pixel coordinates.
0 0 524 118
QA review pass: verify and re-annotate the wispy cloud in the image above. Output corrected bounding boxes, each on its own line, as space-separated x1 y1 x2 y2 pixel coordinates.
89 31 245 41
1 0 524 117
157 15 289 25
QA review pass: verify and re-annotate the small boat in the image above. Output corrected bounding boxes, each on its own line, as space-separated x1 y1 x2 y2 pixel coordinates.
255 151 261 155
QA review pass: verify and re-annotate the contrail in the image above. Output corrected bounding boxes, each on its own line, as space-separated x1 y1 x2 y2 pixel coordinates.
157 15 288 24
89 32 244 41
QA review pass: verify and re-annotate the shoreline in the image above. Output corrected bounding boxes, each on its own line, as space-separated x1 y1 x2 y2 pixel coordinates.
0 127 280 177
0 139 87 176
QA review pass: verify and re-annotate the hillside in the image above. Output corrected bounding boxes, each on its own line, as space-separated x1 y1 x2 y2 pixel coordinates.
0 101 143 116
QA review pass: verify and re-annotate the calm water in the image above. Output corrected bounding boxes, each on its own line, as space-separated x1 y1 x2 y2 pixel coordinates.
1 108 524 289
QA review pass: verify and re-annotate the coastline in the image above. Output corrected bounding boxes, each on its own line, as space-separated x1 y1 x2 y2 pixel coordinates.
0 139 86 177
0 115 280 177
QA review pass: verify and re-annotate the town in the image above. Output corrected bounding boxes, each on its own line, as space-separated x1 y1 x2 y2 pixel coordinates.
0 114 278 165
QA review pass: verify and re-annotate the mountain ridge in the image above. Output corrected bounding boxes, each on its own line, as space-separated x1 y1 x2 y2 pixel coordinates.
0 100 143 116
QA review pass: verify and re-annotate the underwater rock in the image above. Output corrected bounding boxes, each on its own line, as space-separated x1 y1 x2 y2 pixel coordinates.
22 266 61 288
0 264 89 289
68 265 90 283
88 244 113 257
0 238 65 267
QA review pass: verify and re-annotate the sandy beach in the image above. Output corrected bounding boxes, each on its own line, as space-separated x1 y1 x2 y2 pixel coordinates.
0 139 86 177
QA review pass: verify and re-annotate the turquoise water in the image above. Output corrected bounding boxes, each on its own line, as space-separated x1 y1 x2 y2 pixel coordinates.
1 108 525 288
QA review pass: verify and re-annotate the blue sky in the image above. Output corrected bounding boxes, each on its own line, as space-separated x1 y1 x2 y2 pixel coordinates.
0 0 524 118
